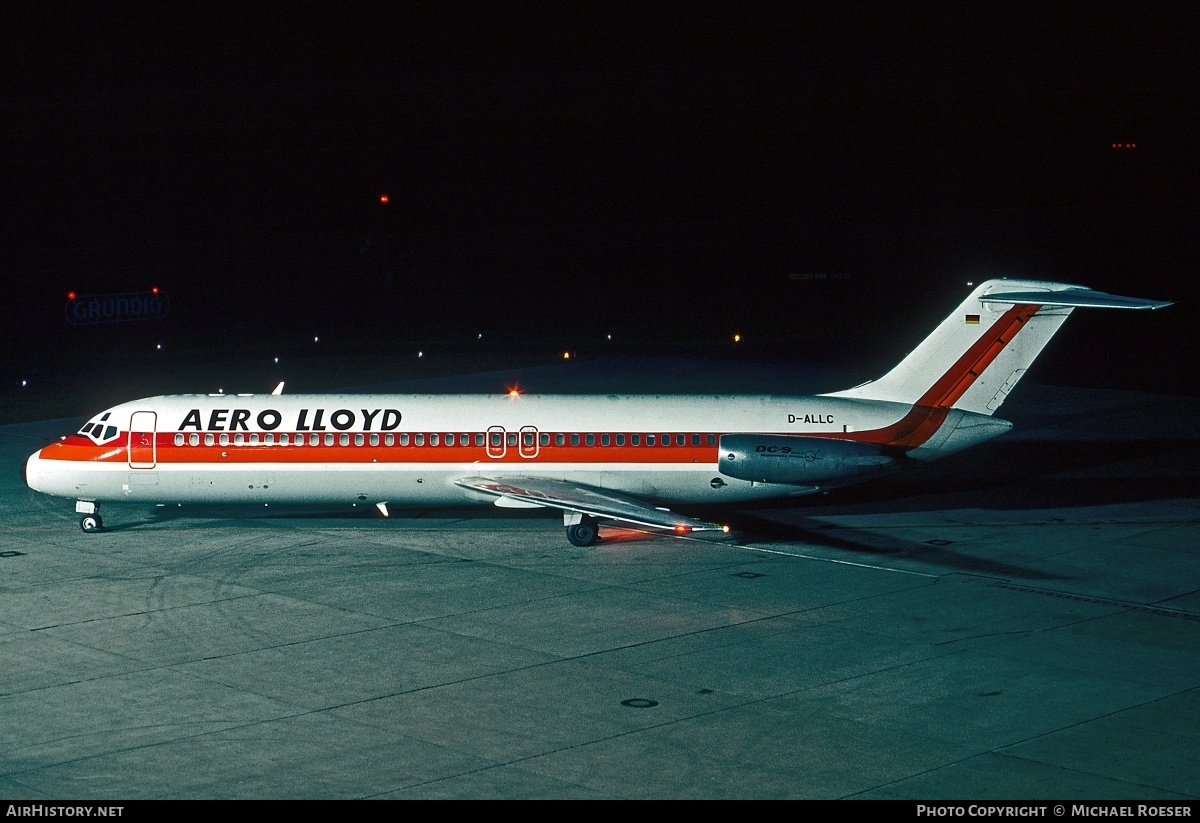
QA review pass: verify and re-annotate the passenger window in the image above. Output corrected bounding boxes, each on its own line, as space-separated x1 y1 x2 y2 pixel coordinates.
540 433 550 446
616 434 625 446
660 434 670 447
555 433 565 446
400 433 410 446
339 433 349 446
415 433 424 446
220 433 230 446
676 434 685 446
355 434 364 446
249 434 260 445
370 434 379 446
632 434 640 446
491 432 502 447
279 433 289 445
585 434 595 446
646 434 655 446
691 434 700 446
265 433 275 445
234 433 245 446
430 433 440 446
707 434 716 446
189 433 200 446
310 433 320 446
507 433 517 447
385 434 393 446
570 434 580 446
475 433 484 446
204 433 214 446
524 432 535 447
601 434 610 446
174 433 184 446
325 433 335 446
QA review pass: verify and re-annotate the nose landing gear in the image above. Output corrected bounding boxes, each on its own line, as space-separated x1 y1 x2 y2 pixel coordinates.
76 501 103 533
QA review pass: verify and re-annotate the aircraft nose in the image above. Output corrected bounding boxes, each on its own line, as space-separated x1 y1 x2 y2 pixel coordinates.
24 450 42 492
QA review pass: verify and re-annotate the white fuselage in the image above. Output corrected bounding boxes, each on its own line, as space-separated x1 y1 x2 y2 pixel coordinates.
25 391 994 509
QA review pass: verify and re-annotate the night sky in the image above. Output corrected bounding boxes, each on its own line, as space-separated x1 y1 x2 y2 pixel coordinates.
3 4 1197 392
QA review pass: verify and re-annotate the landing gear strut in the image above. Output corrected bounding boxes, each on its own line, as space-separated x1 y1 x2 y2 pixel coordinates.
76 501 103 533
565 515 600 547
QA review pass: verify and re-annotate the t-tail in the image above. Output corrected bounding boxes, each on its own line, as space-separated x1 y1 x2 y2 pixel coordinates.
819 279 1172 460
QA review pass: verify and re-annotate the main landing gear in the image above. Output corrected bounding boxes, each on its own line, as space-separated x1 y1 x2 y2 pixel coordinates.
76 501 103 533
565 514 600 547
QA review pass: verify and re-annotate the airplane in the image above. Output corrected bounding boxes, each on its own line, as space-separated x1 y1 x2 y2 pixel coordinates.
24 278 1172 545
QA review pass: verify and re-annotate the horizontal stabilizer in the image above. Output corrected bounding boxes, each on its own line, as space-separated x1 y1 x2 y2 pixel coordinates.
981 287 1173 310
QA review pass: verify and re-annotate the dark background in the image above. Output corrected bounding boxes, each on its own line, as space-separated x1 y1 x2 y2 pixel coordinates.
2 3 1196 402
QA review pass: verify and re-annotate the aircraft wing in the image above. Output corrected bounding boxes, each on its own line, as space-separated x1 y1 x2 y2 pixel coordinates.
453 476 725 535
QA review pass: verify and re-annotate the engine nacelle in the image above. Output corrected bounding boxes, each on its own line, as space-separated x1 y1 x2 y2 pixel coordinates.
718 434 896 485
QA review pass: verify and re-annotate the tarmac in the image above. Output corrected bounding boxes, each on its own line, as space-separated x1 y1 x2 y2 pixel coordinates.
0 356 1197 799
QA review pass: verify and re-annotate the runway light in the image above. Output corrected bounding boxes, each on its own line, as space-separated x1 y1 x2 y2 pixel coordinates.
733 334 742 343
151 286 159 294
379 193 390 204
417 351 423 358
156 344 162 350
563 351 570 359
314 336 319 343
507 386 522 397
273 357 279 364
67 291 76 300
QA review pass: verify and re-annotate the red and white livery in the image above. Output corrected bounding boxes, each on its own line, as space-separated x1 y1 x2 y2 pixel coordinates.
25 279 1171 544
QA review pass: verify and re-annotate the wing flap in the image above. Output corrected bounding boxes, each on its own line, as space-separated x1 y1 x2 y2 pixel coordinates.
454 476 724 534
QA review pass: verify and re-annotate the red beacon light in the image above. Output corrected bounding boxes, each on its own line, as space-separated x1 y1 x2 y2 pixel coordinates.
379 194 390 204
1111 142 1138 149
67 291 76 300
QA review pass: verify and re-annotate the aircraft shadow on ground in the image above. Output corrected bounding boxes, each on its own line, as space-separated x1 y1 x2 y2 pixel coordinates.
720 511 1071 581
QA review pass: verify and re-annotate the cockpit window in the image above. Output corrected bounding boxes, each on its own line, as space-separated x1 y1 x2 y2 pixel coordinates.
78 412 121 445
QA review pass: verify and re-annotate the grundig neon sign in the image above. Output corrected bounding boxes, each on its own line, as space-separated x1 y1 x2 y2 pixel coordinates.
65 290 170 326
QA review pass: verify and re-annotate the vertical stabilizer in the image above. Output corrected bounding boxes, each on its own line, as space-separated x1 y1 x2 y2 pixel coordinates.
823 279 1171 416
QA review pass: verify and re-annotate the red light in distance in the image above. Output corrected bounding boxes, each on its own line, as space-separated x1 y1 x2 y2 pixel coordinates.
379 194 390 204
67 291 76 300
